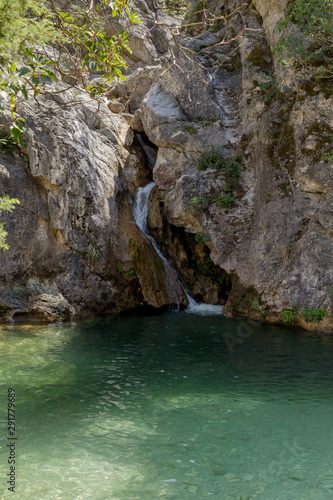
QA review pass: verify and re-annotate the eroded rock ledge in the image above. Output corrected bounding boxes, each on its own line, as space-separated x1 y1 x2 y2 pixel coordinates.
1 0 332 331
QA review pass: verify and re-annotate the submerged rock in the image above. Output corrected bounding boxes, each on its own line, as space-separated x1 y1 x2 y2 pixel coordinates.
212 465 227 476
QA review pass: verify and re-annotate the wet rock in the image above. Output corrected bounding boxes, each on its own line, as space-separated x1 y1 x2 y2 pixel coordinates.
241 474 254 482
288 470 306 481
212 465 227 476
225 473 240 483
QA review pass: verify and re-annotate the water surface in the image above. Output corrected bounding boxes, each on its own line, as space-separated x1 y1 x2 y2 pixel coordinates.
0 312 333 499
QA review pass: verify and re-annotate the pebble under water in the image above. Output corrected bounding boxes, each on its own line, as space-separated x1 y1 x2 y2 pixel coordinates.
0 312 333 499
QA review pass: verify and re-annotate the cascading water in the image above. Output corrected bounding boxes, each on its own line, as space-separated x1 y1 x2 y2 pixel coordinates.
133 182 222 316
133 182 167 263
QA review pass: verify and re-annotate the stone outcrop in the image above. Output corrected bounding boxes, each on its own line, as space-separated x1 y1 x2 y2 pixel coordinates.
105 0 333 330
1 0 332 330
0 90 187 322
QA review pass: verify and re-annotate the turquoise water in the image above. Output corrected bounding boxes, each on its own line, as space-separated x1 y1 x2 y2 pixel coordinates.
0 312 333 499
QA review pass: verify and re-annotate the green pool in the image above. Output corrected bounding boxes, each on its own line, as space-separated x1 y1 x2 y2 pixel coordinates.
0 312 333 499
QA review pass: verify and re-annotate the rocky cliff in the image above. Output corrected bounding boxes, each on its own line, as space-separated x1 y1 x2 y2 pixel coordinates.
0 0 332 330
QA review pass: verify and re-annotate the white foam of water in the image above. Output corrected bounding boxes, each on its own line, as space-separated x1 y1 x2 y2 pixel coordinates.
133 182 223 316
133 182 167 263
185 295 223 316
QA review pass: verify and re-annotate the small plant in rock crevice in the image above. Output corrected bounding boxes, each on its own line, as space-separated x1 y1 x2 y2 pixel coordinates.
117 265 136 278
215 187 234 209
195 232 211 246
286 239 295 256
281 303 299 323
124 269 136 278
182 125 197 135
322 152 333 163
255 75 281 103
187 0 204 34
281 303 329 324
87 245 101 262
197 145 242 211
302 306 328 323
0 195 20 250
251 299 267 316
197 146 241 178
0 131 21 154
251 300 261 312
189 194 209 215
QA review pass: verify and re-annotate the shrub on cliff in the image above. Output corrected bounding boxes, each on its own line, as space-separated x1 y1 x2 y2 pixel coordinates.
0 0 140 142
275 0 333 80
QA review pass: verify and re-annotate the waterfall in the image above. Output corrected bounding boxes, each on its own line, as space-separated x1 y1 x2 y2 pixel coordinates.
133 183 222 316
133 182 166 263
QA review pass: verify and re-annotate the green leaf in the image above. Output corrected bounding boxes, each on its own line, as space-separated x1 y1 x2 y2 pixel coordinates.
9 84 20 93
31 77 39 85
15 122 24 131
41 75 52 83
18 67 31 77
21 87 28 100
10 127 22 143
45 70 58 82
10 62 16 73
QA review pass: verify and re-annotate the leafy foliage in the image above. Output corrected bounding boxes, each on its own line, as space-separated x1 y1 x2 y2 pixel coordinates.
0 0 56 65
0 130 20 153
275 0 333 80
281 304 299 323
0 0 141 143
215 187 234 209
197 146 241 180
281 302 329 323
197 146 241 211
322 152 333 163
0 195 20 250
251 300 261 312
257 76 281 103
189 193 210 215
198 145 226 171
195 232 211 245
302 306 328 322
125 269 136 278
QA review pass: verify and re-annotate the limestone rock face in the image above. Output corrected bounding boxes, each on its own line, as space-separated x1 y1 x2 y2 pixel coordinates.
0 91 186 322
252 0 288 45
1 0 333 330
101 0 333 330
